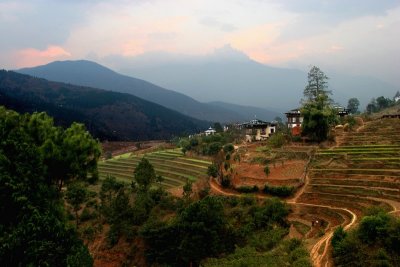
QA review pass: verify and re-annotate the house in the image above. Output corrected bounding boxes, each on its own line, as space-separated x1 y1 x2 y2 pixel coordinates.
285 108 302 136
204 127 216 136
285 106 349 136
238 119 276 142
334 106 350 117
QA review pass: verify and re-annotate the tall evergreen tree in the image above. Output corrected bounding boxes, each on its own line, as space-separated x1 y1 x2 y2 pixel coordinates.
301 66 336 142
303 66 331 102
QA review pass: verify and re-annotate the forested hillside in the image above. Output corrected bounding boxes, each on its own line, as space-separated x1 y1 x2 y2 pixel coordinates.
18 60 264 122
0 70 208 141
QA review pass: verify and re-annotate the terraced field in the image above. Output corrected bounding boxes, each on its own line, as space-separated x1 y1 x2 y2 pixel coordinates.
98 149 211 189
296 118 400 266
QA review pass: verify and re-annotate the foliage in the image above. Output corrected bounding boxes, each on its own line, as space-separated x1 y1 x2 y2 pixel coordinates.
213 122 223 133
347 98 360 114
141 196 237 266
207 164 219 178
267 132 286 148
203 202 306 267
208 142 222 155
0 107 93 266
264 165 270 176
332 209 400 266
303 66 331 101
223 143 235 153
301 66 337 142
182 179 193 200
235 185 259 193
66 182 88 227
263 184 295 197
366 96 395 114
100 175 124 217
133 158 156 192
106 188 134 245
221 175 231 188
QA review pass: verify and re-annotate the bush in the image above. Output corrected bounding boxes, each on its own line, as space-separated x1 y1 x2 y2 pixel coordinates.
251 156 270 165
292 135 302 142
80 208 96 222
223 143 235 153
82 225 96 241
221 175 231 188
264 165 270 176
267 133 286 148
236 185 259 193
207 164 218 178
208 142 222 155
263 184 295 197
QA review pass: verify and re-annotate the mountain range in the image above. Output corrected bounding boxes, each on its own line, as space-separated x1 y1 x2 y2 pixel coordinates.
18 60 280 122
0 70 208 141
103 45 399 110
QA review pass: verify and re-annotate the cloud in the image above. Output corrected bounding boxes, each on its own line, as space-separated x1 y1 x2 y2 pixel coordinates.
14 45 71 68
274 0 400 42
274 0 400 19
199 17 237 32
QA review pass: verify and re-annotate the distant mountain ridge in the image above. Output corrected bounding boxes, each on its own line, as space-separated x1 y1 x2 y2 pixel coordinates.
105 46 399 110
0 70 208 141
207 101 280 121
18 60 279 122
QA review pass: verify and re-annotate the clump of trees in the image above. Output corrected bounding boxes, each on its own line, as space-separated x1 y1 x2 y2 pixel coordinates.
0 107 101 266
140 196 300 266
347 98 360 114
366 96 397 114
332 208 400 266
301 66 338 142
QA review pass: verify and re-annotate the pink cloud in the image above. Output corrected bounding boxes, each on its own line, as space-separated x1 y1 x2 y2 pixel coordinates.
14 45 71 68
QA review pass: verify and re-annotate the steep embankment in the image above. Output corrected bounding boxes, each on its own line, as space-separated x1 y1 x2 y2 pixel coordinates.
297 118 400 266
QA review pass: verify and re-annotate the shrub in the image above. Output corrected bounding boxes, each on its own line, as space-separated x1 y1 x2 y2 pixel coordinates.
82 225 96 241
263 184 295 197
208 142 222 155
221 175 231 188
223 143 235 153
207 164 218 178
80 208 96 222
240 195 256 206
264 165 270 176
236 185 259 193
268 133 286 148
251 156 270 165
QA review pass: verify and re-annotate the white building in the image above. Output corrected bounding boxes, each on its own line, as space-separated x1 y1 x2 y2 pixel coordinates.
204 127 216 136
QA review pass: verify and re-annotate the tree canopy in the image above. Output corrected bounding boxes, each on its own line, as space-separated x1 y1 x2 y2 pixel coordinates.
133 157 157 192
347 98 360 114
303 66 331 102
0 106 99 266
301 66 336 142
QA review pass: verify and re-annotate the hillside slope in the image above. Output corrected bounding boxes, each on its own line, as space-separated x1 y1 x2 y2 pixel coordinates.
17 60 265 122
0 70 208 141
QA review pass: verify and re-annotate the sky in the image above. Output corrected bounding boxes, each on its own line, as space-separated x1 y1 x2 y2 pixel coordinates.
1 0 400 86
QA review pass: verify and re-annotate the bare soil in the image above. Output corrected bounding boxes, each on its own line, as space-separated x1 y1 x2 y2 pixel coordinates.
232 160 306 187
